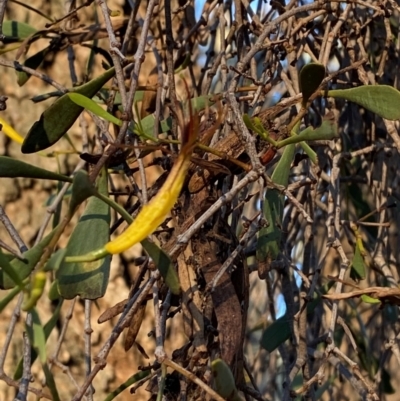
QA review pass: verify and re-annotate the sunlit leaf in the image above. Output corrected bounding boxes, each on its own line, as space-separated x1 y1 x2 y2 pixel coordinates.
299 63 325 105
360 294 381 304
57 168 111 299
67 93 122 126
277 119 338 148
0 156 72 182
327 85 400 120
2 21 37 43
22 67 115 153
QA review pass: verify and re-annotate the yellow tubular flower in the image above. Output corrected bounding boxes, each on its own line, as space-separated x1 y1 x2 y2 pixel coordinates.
0 116 24 144
66 90 212 263
105 142 193 254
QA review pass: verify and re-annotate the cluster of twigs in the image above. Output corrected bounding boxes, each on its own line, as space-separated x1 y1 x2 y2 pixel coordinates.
1 0 400 400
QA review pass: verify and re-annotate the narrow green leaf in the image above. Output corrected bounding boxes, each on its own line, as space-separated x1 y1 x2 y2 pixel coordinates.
14 300 63 380
0 156 72 182
299 63 325 105
142 239 180 295
257 190 283 264
0 250 24 288
277 120 338 148
0 286 22 313
327 85 400 120
271 144 296 186
42 363 61 401
17 47 49 86
67 93 122 126
0 229 58 289
350 242 366 281
57 168 111 299
103 370 151 401
2 21 37 43
257 144 295 267
26 308 47 363
174 53 191 73
299 141 318 164
22 67 115 153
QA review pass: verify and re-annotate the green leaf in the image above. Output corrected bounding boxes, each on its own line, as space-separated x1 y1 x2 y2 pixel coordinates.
48 279 61 301
17 47 50 86
256 190 284 264
134 95 219 138
360 294 381 304
277 119 338 148
211 359 241 401
0 229 58 289
142 239 180 295
2 21 37 43
26 308 47 363
299 63 325 106
103 370 151 401
67 93 122 126
260 298 320 352
0 286 22 313
350 242 366 281
271 144 295 186
14 300 63 380
57 168 111 299
257 144 295 267
68 170 96 213
22 67 115 153
0 249 24 288
0 156 72 182
42 363 61 401
243 114 272 142
327 85 400 120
